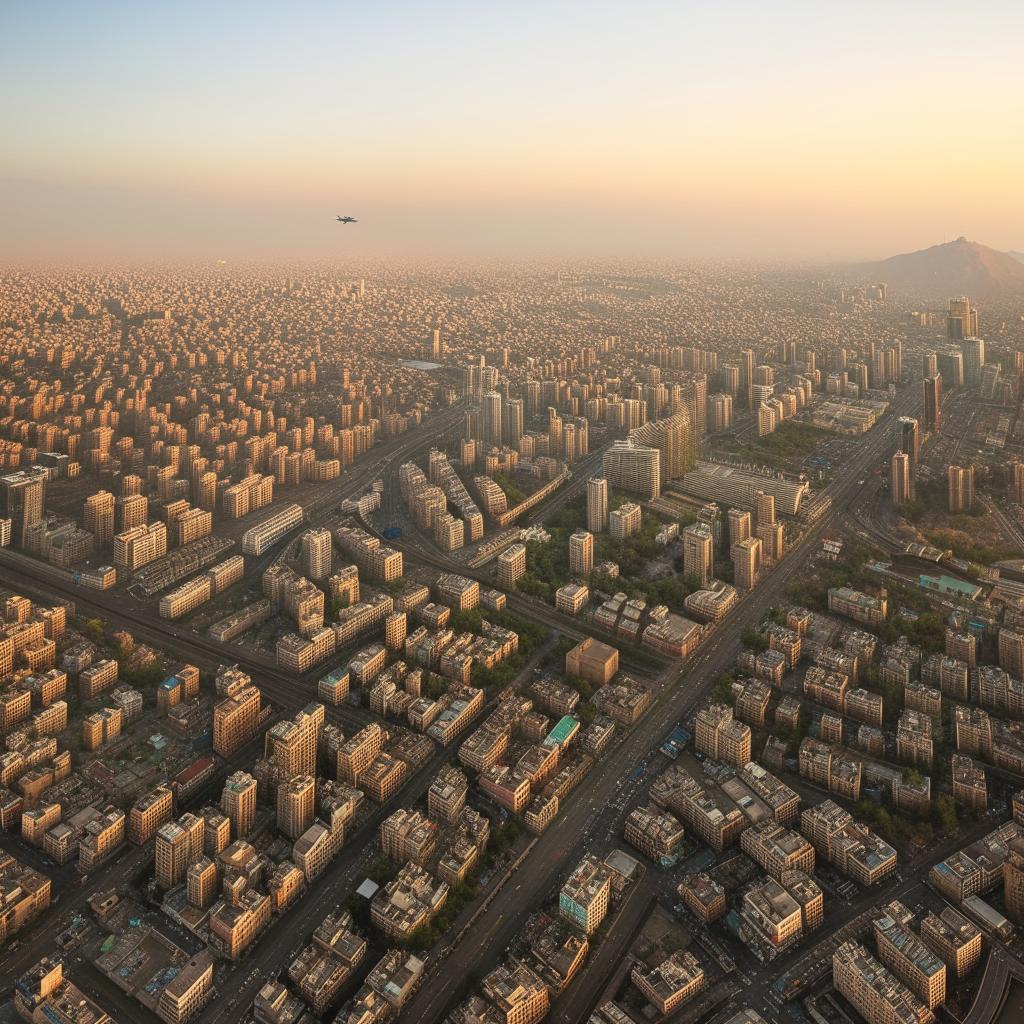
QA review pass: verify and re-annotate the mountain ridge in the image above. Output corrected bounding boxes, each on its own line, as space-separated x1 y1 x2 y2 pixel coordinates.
858 237 1024 298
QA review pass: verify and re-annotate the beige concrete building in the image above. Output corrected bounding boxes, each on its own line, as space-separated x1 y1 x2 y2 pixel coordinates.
569 531 594 578
213 686 262 757
559 854 612 935
565 637 618 686
220 771 257 838
276 774 316 840
873 903 946 1009
631 951 704 1015
920 907 982 979
694 703 751 767
833 941 933 1024
129 785 174 845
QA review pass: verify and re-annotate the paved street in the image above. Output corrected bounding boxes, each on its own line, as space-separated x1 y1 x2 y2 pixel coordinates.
0 385 934 1023
402 387 922 1021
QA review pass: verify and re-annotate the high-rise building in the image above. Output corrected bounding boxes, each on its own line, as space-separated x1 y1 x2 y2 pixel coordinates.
833 941 931 1024
301 528 333 581
113 521 167 571
896 417 920 466
587 477 609 533
629 409 696 486
727 509 751 549
677 373 708 436
560 855 613 934
129 785 174 844
961 337 985 387
947 296 978 340
947 465 974 514
923 375 943 434
265 704 324 777
890 452 913 506
121 473 144 497
603 441 661 500
196 470 217 511
1002 840 1024 926
276 774 316 840
155 822 194 890
188 857 219 909
482 391 503 446
756 521 784 563
755 490 776 527
872 904 946 1009
742 348 756 410
569 530 594 578
695 704 753 767
758 401 779 437
84 491 115 546
919 908 982 979
213 686 262 758
547 406 563 456
118 492 148 531
1 469 47 546
503 398 524 446
696 503 722 553
221 771 257 838
732 536 762 590
433 512 464 552
710 393 733 432
682 523 713 587
998 628 1024 680
496 543 527 588
609 502 641 539
385 612 407 651
337 723 385 785
203 813 230 856
1013 461 1024 506
937 350 963 388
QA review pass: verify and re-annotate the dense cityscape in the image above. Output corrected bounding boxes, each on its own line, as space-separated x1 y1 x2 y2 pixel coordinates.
1 260 1024 1024
6 2 1024 1023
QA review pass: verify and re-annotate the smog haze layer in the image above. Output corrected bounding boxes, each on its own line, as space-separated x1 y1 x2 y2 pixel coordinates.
3 0 1023 262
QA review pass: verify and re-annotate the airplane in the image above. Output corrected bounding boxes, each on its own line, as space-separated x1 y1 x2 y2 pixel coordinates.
336 215 358 224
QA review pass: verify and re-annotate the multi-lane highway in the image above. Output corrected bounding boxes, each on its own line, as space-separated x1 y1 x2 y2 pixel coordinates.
0 548 374 736
188 634 558 1024
0 406 462 997
1 388 927 1020
0 406 470 720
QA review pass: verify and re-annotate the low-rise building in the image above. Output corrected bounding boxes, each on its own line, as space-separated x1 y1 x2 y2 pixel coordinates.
678 872 726 923
873 902 946 1009
480 961 549 1024
209 890 271 959
623 805 685 862
559 854 612 935
370 862 448 941
741 821 815 880
631 951 704 1014
920 907 982 978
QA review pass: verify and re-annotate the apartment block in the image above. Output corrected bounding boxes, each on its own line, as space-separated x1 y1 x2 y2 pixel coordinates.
832 941 933 1024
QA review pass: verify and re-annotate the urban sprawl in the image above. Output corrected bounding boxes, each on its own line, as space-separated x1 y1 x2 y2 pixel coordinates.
2 265 1024 1024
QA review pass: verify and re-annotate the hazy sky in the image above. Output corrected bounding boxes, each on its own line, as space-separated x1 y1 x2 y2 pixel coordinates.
3 0 1023 261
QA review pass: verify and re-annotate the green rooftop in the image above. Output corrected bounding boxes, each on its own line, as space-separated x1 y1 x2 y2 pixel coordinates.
544 715 580 747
